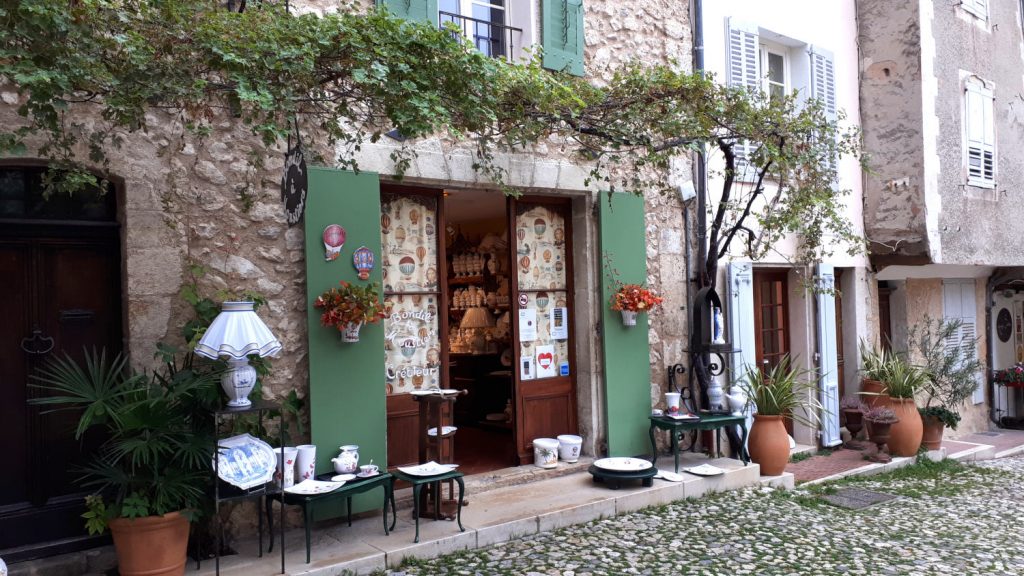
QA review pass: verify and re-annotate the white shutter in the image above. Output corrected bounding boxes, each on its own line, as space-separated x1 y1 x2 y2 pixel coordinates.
809 47 836 122
815 264 842 447
962 0 988 20
728 262 757 449
726 18 760 179
943 279 984 405
965 81 995 188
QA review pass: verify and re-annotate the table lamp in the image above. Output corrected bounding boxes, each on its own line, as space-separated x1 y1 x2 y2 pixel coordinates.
194 301 282 407
460 307 495 354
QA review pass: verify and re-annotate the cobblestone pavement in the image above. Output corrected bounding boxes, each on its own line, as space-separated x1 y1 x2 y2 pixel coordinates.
386 457 1024 576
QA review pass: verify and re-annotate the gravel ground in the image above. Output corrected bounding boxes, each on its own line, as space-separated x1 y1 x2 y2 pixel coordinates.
385 456 1024 576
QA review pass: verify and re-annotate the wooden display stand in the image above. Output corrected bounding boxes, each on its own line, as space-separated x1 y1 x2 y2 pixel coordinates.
412 390 467 519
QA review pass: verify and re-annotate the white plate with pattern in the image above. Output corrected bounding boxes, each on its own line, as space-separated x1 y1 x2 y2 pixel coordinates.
397 461 459 476
593 457 653 472
285 479 345 495
214 433 277 490
683 464 726 477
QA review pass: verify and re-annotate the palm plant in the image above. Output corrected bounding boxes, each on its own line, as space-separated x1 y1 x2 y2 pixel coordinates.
30 348 220 533
741 355 825 428
859 339 889 382
879 354 928 400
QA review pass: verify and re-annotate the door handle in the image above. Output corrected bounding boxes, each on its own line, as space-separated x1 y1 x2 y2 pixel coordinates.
20 328 54 355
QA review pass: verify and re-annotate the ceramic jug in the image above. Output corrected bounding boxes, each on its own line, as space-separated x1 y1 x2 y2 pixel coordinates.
726 388 748 416
332 445 359 474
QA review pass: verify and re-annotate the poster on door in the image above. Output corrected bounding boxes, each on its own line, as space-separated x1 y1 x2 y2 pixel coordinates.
535 344 556 378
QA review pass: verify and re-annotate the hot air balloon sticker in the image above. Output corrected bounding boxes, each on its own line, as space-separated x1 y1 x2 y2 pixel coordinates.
400 338 417 359
536 291 549 310
554 227 565 246
555 260 564 272
517 228 526 243
425 223 435 238
543 249 552 263
534 218 547 237
533 267 541 281
352 246 374 280
381 212 391 235
322 224 346 262
399 256 416 279
410 208 420 226
395 226 407 244
416 245 427 264
519 255 531 273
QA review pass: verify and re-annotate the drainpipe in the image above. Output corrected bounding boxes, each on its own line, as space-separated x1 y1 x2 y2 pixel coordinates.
986 272 1000 426
692 0 708 291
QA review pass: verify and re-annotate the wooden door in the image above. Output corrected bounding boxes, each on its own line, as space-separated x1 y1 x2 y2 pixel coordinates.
0 167 121 560
509 197 577 462
752 269 792 434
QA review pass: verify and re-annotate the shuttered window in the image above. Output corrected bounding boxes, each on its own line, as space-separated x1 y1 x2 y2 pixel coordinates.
377 0 440 25
962 0 988 20
965 79 995 188
542 0 585 76
943 279 984 405
726 18 760 179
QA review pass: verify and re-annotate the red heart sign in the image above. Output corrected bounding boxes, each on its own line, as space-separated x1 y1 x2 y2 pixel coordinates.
537 352 553 369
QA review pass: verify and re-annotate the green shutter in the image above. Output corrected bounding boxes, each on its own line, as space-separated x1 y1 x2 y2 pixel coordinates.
377 0 439 26
599 192 649 457
542 0 585 76
305 167 386 516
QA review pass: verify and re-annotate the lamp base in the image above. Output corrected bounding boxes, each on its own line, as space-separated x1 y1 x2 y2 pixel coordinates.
222 359 257 408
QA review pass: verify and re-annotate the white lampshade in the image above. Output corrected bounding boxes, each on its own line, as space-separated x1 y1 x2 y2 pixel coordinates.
460 307 495 329
195 301 282 360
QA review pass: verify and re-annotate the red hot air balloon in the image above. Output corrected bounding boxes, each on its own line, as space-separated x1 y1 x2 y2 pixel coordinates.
520 255 530 272
381 213 391 234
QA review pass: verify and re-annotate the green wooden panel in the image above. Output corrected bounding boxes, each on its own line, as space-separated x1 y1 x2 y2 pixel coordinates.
377 0 439 26
599 192 649 457
542 0 585 76
305 167 385 517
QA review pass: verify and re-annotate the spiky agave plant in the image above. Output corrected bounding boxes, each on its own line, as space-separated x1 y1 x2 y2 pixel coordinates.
741 355 826 429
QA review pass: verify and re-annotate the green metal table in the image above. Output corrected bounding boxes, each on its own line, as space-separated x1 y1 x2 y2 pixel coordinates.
265 472 396 564
648 414 749 473
390 469 465 543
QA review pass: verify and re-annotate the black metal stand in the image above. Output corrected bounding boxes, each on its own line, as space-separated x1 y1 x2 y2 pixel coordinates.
201 400 285 576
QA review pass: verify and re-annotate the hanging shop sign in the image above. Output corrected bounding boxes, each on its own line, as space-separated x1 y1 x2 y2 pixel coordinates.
353 246 375 280
281 136 308 225
322 224 346 261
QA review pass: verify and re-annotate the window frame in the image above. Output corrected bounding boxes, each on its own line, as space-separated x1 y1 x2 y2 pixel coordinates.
962 0 988 21
964 77 996 189
759 44 790 103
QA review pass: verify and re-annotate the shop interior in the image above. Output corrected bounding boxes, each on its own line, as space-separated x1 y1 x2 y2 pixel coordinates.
443 189 517 474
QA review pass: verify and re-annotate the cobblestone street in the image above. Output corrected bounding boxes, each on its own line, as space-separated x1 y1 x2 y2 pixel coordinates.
387 457 1024 576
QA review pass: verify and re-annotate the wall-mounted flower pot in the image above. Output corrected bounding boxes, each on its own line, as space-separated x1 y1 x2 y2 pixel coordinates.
620 310 638 326
340 322 363 343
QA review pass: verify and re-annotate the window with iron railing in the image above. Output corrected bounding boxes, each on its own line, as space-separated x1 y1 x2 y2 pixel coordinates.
439 0 523 60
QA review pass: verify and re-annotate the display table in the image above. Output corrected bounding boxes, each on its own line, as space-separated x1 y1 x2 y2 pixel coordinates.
648 413 749 473
390 469 465 543
265 472 396 564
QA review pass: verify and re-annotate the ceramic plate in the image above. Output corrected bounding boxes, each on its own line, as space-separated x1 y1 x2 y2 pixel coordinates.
330 473 356 482
397 461 459 476
214 433 277 490
593 457 653 472
286 479 345 495
683 464 726 477
409 388 460 396
665 413 700 420
356 471 381 478
427 426 458 437
654 470 686 483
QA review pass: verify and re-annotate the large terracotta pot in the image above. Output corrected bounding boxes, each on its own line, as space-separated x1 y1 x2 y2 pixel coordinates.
748 415 790 476
109 511 189 576
921 414 945 451
859 378 888 408
887 398 923 457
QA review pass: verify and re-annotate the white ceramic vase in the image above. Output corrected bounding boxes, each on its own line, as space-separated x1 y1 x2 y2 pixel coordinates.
340 322 362 343
295 444 317 481
222 358 257 408
621 310 638 326
274 447 298 488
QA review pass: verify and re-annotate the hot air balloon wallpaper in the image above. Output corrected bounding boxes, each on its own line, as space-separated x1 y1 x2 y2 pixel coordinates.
399 256 416 277
381 212 391 234
520 255 530 272
534 218 547 236
543 249 552 263
416 245 427 264
409 208 420 226
536 292 549 310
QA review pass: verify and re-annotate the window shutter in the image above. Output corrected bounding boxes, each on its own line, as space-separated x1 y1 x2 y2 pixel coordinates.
728 262 757 449
963 0 988 20
542 0 585 76
726 18 760 178
815 264 842 447
377 0 439 26
943 279 984 405
809 46 836 122
965 81 995 187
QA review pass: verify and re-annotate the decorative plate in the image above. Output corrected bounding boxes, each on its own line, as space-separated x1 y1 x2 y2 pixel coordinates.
331 473 356 482
214 433 277 490
654 470 686 483
683 464 726 477
665 413 700 421
286 479 345 495
356 471 381 478
427 426 458 437
409 388 460 396
593 457 653 472
397 461 459 476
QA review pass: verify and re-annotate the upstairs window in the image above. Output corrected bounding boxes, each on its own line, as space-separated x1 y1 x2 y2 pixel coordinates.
962 0 988 21
440 0 515 59
964 77 995 188
760 46 788 103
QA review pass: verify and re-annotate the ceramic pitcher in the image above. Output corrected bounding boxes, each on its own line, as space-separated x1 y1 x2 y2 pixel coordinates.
332 445 359 474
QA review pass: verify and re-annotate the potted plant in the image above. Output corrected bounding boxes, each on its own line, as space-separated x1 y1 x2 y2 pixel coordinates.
858 340 890 408
839 395 866 443
880 354 927 457
30 349 219 576
314 281 386 342
910 317 983 450
863 405 898 456
740 356 824 476
609 283 663 326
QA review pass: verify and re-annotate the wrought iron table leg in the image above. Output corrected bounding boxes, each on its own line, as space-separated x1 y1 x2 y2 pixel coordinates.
412 483 422 543
672 429 680 473
649 424 658 465
265 498 274 553
455 476 465 533
303 502 311 564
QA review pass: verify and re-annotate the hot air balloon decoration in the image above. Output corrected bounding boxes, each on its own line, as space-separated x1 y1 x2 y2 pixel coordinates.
395 226 407 244
381 212 391 235
517 228 526 243
399 256 416 278
416 245 427 264
352 246 374 280
554 227 565 246
543 249 552 263
409 208 420 226
555 260 564 272
534 218 547 236
400 339 417 359
519 255 530 272
536 292 549 310
322 224 346 262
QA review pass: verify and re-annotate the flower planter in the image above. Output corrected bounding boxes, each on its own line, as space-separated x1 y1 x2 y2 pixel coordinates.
865 418 894 451
109 511 189 576
340 322 363 343
748 415 790 476
887 398 923 457
842 408 864 440
859 378 888 408
620 310 638 326
921 414 945 451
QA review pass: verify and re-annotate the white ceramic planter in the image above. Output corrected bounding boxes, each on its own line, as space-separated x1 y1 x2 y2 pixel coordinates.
533 438 559 468
295 444 316 481
556 434 582 462
340 322 362 343
621 310 638 326
273 447 297 488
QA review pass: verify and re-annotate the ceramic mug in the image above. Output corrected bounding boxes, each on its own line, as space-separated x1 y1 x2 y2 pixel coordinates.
359 464 379 476
296 444 317 481
665 392 682 415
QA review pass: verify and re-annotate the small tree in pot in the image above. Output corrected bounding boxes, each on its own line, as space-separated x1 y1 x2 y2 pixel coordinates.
909 316 982 450
741 356 824 476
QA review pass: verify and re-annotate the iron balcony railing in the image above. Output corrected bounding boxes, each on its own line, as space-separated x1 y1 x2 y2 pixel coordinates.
439 11 523 61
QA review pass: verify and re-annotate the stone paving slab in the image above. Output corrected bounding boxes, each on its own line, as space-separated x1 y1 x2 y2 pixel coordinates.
821 487 898 509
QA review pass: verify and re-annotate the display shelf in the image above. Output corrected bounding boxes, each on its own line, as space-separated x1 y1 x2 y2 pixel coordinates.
448 275 485 286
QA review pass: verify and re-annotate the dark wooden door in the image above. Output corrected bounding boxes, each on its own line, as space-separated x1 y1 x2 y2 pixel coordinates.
0 167 121 560
752 269 792 434
509 197 577 462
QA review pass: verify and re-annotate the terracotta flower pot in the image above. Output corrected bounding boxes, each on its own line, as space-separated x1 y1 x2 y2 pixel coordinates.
843 409 864 439
109 511 189 576
921 414 945 451
859 378 888 408
887 398 923 457
748 415 790 476
865 418 893 450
